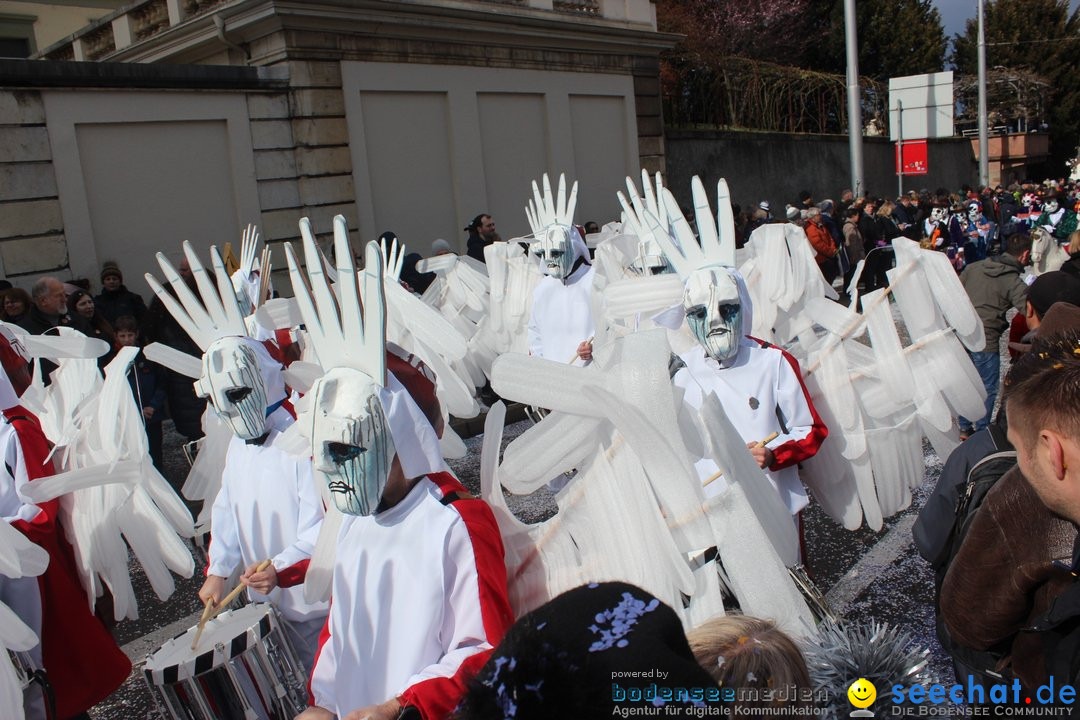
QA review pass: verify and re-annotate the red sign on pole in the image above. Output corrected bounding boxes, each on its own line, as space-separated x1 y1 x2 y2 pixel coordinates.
896 139 928 175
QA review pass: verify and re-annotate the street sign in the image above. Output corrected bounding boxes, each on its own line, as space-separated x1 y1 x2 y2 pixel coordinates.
896 139 928 175
888 71 954 140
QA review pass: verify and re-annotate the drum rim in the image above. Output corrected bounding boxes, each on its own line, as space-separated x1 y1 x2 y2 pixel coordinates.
143 603 279 684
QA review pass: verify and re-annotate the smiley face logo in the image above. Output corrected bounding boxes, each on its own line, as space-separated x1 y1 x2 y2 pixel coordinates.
847 678 876 709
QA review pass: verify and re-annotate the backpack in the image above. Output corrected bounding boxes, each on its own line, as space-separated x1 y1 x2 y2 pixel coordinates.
933 423 1017 682
941 428 1017 579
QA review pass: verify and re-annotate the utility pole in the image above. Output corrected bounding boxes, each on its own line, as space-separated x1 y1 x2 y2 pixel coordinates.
844 0 864 196
897 100 904 196
977 0 990 187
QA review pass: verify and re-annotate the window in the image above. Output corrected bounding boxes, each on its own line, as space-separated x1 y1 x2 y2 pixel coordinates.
0 14 36 59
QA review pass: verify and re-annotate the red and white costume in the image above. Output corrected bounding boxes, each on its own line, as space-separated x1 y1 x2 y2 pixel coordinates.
0 406 130 719
674 338 827 515
309 471 513 720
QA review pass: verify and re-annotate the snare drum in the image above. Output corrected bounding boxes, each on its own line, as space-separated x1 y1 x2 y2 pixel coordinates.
8 650 52 720
143 603 308 720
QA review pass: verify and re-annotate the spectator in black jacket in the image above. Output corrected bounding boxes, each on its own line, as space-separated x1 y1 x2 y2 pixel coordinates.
18 276 81 336
465 213 500 263
143 258 206 441
95 261 147 327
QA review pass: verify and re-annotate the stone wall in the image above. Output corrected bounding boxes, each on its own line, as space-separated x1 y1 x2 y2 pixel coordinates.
665 129 979 215
0 90 68 279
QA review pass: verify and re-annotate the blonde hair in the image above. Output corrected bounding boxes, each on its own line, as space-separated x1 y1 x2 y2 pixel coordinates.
875 200 896 218
686 615 811 709
1068 230 1080 255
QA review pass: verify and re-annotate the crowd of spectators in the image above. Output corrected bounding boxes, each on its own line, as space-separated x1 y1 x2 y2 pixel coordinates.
734 180 1080 294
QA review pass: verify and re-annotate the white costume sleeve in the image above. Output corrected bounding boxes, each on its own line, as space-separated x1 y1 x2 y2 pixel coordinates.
309 617 337 711
527 304 542 357
271 460 321 572
400 518 490 691
767 352 826 470
206 479 242 577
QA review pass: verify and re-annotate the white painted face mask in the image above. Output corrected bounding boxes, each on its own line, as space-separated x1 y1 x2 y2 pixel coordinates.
683 268 742 363
930 207 947 223
532 224 576 279
631 237 672 276
968 204 981 222
309 367 396 517
1045 200 1060 214
195 337 269 441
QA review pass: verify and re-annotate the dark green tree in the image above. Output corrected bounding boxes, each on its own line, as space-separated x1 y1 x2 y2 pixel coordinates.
805 0 947 80
951 0 1080 175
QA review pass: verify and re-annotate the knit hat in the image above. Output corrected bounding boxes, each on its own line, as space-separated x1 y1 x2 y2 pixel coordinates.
1027 271 1080 319
458 582 721 718
758 201 770 212
785 205 801 221
431 238 452 255
100 261 122 282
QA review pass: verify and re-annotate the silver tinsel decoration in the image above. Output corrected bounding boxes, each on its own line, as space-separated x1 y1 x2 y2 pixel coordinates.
804 620 932 716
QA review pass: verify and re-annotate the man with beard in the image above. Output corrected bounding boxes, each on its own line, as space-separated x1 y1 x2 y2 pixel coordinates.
465 213 500 263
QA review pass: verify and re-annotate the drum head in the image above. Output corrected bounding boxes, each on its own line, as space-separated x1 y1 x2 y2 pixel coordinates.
144 603 278 685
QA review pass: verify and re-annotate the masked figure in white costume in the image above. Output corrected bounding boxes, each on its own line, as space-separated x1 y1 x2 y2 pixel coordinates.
527 175 596 364
146 245 328 673
672 267 828 525
620 176 828 560
289 220 513 720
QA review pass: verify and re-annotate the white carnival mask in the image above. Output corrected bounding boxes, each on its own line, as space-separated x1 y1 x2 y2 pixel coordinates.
309 366 396 517
532 224 576 279
930 207 947 222
632 237 672 276
1045 199 1060 214
683 267 742 363
1022 193 1037 208
195 337 270 441
968 203 981 221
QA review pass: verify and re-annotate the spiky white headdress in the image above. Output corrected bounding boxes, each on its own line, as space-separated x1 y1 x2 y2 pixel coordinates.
144 241 286 405
618 175 737 275
285 216 443 479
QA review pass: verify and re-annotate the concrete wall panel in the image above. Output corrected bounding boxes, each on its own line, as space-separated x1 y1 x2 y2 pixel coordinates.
477 92 548 239
73 119 240 288
569 94 634 227
43 90 261 286
342 62 639 248
357 90 456 249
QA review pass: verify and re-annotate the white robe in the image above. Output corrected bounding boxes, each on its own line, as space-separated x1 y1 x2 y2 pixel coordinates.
528 264 595 362
206 427 328 625
309 472 511 718
674 342 826 515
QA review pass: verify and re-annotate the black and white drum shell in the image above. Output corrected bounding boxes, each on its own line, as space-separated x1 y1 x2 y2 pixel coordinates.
143 603 307 720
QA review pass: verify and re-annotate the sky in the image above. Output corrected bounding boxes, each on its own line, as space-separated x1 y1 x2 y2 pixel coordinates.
933 0 1080 40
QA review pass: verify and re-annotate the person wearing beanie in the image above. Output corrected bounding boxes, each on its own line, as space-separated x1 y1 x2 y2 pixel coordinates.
1006 271 1080 356
456 582 721 719
431 238 453 256
94 260 148 327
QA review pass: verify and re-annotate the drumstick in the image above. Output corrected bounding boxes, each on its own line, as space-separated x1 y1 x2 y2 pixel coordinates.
190 597 215 651
703 432 780 488
199 559 273 631
569 336 595 365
